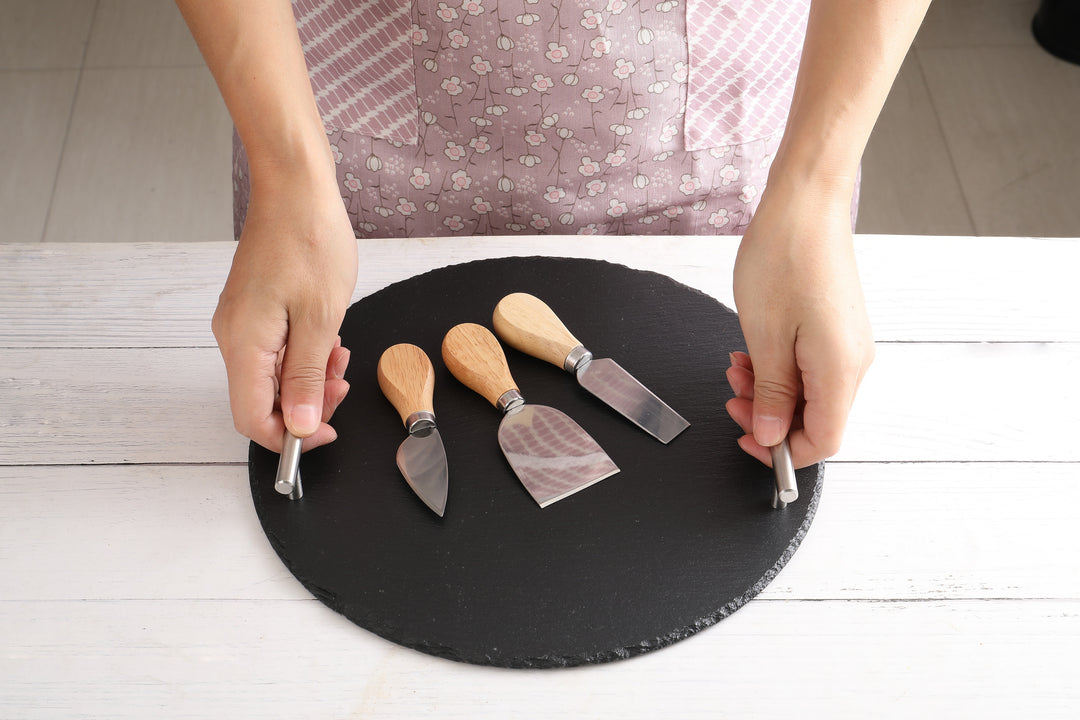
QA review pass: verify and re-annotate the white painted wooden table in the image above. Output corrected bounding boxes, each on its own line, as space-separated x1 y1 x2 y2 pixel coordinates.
2 236 1079 718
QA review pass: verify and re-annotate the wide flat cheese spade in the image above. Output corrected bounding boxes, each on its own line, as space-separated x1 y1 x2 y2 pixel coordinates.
442 322 619 508
493 292 690 443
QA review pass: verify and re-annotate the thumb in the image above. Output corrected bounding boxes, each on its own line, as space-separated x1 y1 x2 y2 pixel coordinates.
749 349 800 448
279 324 335 438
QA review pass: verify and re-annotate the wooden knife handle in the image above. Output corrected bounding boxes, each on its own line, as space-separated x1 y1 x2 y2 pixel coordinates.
442 323 518 407
377 343 435 426
492 292 582 370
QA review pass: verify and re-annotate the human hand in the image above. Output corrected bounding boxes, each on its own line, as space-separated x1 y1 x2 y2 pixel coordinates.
212 164 358 454
727 175 874 469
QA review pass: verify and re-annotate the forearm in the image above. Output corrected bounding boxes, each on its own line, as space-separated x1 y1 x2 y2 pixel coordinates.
175 0 331 186
772 0 932 195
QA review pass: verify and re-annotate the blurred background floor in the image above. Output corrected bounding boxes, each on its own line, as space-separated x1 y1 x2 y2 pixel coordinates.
2 0 1078 243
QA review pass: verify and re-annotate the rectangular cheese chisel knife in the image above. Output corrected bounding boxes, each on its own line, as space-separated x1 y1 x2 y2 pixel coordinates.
378 344 449 517
442 323 618 508
493 293 690 443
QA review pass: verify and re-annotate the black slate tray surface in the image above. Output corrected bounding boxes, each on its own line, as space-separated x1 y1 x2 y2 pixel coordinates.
249 256 822 668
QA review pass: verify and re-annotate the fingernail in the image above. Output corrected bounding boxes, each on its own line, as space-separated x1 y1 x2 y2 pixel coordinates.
290 404 321 435
728 352 737 367
754 415 785 447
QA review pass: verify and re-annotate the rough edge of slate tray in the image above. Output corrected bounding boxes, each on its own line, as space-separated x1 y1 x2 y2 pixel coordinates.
413 467 826 668
249 255 825 669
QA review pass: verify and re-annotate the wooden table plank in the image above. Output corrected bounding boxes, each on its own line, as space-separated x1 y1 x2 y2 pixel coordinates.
2 237 1078 348
2 598 1076 719
0 243 231 349
0 465 306 603
842 340 1080 462
0 347 242 466
2 341 1076 465
3 463 1077 603
766 462 1080 600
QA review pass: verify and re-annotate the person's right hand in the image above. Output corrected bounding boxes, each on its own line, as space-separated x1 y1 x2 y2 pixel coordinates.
726 171 874 469
211 159 358 454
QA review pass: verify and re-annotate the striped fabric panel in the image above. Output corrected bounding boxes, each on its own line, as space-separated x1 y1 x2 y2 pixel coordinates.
684 0 810 150
292 0 418 144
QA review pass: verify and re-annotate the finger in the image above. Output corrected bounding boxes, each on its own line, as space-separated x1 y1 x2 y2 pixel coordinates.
729 351 753 372
279 318 340 438
322 378 350 423
727 395 773 466
725 364 755 400
747 349 800 448
298 424 339 452
736 434 774 467
725 396 753 434
317 342 350 424
217 341 345 454
786 361 860 467
787 397 853 468
327 345 351 381
219 341 285 452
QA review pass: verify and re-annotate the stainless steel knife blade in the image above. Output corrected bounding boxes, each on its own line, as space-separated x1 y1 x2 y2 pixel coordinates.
396 421 449 517
575 357 690 444
442 323 618 507
498 402 619 507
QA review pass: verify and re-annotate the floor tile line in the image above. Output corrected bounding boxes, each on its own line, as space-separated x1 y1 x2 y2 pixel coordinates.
41 0 101 244
914 47 980 236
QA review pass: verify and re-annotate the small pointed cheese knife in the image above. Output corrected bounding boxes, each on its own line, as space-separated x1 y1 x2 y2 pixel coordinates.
442 323 618 508
377 344 449 517
493 293 690 444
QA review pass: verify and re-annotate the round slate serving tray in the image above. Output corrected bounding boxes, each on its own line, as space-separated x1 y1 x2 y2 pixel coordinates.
249 256 822 668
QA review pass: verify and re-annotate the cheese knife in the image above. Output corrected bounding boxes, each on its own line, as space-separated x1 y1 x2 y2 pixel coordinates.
377 344 449 517
493 292 690 443
442 323 619 508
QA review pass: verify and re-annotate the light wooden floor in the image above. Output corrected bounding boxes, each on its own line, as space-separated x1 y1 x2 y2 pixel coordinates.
2 0 1078 243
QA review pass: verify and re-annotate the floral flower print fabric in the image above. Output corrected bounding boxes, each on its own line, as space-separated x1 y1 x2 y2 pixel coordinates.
232 0 857 239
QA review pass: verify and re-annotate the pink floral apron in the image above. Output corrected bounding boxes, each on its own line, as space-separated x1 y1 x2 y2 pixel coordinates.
232 0 857 238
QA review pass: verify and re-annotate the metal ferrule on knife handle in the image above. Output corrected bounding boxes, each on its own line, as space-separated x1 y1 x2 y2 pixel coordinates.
497 389 526 414
563 345 593 373
405 410 436 434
